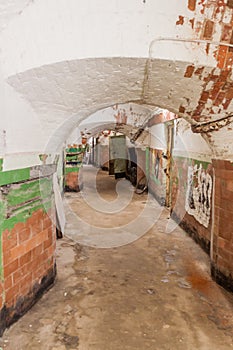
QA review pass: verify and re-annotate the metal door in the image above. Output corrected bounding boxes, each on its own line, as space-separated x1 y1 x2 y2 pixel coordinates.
109 135 127 177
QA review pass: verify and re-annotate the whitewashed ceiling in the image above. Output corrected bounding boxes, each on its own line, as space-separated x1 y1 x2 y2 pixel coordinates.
0 0 32 32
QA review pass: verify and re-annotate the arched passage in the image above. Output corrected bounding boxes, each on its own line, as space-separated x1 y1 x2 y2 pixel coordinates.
0 0 233 338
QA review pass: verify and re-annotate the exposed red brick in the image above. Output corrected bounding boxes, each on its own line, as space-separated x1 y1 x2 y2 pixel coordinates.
19 251 32 266
214 91 226 106
227 0 233 9
188 0 196 11
25 213 39 227
19 273 33 294
215 168 233 180
223 161 233 170
203 20 214 40
9 244 25 262
217 46 228 68
47 245 55 258
5 283 20 307
4 259 19 278
219 69 232 81
3 231 17 250
18 227 31 243
3 250 12 266
229 30 233 52
206 43 210 55
200 91 209 102
219 221 233 242
226 180 233 192
221 24 233 42
30 221 43 236
19 261 32 277
33 266 46 281
43 216 52 230
43 235 53 250
12 222 25 234
225 51 233 68
226 86 233 99
217 237 229 250
184 65 195 78
176 15 184 25
36 229 49 246
23 240 35 256
192 101 205 118
209 82 224 99
13 268 25 284
4 276 13 290
32 244 43 258
216 256 232 274
222 98 232 109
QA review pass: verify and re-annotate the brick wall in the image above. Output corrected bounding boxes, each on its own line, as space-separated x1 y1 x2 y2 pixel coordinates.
65 170 82 192
211 159 233 292
0 165 57 335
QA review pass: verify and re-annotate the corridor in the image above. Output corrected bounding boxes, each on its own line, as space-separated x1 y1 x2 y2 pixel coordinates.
1 167 233 350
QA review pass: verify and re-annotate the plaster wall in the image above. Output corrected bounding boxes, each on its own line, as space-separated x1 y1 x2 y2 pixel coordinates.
173 119 212 162
0 0 189 77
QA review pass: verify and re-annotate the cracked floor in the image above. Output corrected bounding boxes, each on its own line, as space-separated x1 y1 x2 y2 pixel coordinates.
0 167 233 350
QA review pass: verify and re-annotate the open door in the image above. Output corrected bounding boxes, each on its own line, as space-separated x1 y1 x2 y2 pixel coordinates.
109 135 127 178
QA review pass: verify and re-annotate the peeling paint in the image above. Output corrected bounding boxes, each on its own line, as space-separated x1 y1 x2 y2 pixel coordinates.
185 163 212 228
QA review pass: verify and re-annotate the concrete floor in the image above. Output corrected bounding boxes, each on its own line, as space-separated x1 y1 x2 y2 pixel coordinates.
1 166 233 350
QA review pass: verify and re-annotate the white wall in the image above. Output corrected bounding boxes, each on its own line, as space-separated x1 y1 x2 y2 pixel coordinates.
0 0 232 164
173 119 212 162
149 124 166 150
0 66 48 169
0 0 191 77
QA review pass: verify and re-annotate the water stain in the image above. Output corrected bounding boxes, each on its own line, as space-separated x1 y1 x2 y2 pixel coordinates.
187 274 212 295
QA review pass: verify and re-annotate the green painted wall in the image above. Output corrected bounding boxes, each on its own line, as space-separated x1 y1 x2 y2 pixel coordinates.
0 168 30 186
1 177 53 232
0 166 55 290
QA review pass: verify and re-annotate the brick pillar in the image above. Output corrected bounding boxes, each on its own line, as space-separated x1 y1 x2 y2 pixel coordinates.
211 160 233 292
0 165 57 335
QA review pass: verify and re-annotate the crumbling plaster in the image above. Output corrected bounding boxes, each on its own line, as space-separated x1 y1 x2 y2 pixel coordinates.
0 0 233 162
